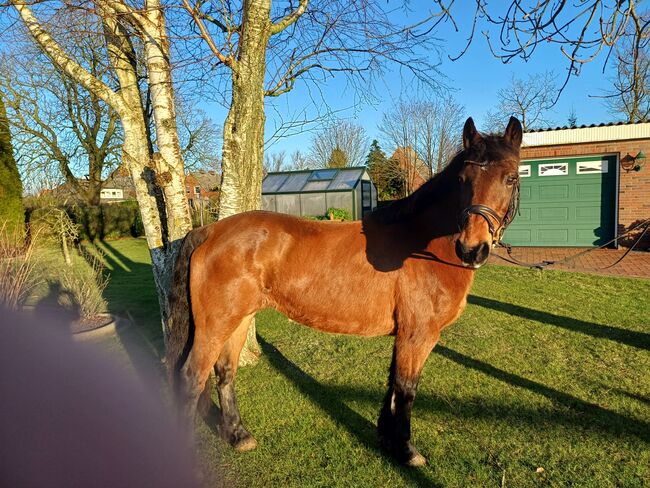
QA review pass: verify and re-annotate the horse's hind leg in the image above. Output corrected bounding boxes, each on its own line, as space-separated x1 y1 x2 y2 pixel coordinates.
378 330 439 467
214 314 257 452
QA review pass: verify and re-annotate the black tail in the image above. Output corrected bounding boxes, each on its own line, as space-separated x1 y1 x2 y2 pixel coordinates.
166 227 209 395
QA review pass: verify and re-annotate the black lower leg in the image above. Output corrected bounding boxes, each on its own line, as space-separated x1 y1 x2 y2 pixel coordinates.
378 352 422 464
215 363 254 449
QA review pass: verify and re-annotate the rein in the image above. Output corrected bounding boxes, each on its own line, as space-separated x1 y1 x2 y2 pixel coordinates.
458 159 521 247
495 217 650 271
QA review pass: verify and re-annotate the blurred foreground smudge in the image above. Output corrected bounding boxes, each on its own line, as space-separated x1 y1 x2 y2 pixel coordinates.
0 308 202 488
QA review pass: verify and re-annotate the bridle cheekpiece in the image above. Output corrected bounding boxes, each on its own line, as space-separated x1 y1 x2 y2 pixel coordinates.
458 159 521 247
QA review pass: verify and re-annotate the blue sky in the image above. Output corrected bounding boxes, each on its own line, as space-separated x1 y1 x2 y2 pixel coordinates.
198 3 619 159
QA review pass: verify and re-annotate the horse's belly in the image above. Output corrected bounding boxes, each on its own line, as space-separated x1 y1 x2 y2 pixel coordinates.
272 290 396 337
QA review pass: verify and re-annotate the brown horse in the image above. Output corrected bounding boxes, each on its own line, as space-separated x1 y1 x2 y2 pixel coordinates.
167 116 522 467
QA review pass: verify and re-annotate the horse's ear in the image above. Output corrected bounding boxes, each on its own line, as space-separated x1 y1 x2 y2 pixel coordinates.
463 117 482 149
503 117 523 148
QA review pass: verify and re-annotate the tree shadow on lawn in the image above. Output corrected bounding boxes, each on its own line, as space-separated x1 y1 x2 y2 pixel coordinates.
258 336 649 466
431 346 650 444
468 295 650 351
82 240 166 392
258 337 443 487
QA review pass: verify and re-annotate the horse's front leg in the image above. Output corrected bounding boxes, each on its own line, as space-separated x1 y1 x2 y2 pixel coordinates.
378 329 439 467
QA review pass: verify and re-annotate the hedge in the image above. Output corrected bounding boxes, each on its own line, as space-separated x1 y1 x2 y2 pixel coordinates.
29 200 144 241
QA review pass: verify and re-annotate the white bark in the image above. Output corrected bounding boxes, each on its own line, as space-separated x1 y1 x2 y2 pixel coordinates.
13 0 192 344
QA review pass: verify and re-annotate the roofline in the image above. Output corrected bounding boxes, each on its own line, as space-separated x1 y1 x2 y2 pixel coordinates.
265 166 367 176
523 121 650 147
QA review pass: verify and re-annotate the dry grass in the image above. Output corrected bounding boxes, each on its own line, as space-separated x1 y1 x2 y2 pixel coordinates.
0 222 42 310
59 249 109 318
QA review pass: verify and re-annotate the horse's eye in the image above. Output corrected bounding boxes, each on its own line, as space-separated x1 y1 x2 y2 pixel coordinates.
458 175 466 184
506 174 518 186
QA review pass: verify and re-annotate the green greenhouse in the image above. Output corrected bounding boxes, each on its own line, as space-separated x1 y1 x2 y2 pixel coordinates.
262 167 378 220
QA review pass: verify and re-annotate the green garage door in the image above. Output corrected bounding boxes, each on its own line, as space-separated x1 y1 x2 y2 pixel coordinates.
503 155 616 247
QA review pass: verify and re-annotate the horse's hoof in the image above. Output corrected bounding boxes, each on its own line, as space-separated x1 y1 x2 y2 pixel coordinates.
405 452 427 467
233 435 258 452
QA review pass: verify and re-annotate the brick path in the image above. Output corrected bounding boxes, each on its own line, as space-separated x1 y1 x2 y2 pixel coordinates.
489 247 650 279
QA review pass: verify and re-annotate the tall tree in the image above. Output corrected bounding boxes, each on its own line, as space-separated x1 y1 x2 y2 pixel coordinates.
326 147 348 169
366 139 403 201
309 120 368 168
0 18 121 206
0 91 25 239
10 1 192 345
379 97 464 193
605 32 650 122
181 0 441 216
484 72 556 132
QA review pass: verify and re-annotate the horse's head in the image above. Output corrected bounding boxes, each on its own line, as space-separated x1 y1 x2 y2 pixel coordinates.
455 116 522 268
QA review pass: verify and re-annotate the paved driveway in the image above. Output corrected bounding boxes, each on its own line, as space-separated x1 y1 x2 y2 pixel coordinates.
489 247 650 279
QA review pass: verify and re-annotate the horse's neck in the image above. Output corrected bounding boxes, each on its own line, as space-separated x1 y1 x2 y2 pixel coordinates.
410 197 463 261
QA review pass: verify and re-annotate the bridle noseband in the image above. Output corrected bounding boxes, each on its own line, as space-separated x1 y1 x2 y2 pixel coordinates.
458 159 521 247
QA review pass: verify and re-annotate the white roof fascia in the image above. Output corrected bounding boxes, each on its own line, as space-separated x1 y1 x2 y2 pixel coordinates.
522 123 650 147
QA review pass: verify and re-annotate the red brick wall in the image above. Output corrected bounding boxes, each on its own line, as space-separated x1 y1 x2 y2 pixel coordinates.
521 138 650 249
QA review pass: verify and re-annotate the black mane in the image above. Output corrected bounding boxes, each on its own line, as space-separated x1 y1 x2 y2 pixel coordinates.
368 135 517 225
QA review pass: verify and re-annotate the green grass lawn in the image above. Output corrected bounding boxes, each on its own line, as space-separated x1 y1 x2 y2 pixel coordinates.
93 238 649 487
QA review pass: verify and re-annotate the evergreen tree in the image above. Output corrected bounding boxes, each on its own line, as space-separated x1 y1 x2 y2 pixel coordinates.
0 92 25 239
327 146 348 168
366 139 404 200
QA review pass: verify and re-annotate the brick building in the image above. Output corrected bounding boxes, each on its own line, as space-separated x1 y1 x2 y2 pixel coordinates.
502 122 650 249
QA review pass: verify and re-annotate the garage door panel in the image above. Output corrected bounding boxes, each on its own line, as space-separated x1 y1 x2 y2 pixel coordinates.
517 208 532 221
538 207 569 221
539 184 569 200
503 156 616 247
576 183 603 199
537 229 569 243
507 229 532 243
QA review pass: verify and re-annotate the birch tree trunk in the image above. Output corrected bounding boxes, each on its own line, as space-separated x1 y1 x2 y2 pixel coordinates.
219 0 272 365
13 0 192 346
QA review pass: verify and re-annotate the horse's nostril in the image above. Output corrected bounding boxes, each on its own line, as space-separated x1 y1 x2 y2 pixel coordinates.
456 240 490 266
475 242 490 263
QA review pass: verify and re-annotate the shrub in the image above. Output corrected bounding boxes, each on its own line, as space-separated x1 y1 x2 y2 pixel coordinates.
327 207 352 221
0 223 42 310
59 252 109 318
0 95 25 240
29 200 144 241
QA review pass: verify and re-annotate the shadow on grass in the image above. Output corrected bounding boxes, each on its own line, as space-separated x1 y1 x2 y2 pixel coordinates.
431 345 650 443
260 334 649 460
468 295 650 351
79 240 166 391
258 336 443 487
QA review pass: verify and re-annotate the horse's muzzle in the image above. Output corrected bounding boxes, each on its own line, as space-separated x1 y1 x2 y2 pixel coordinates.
455 239 490 268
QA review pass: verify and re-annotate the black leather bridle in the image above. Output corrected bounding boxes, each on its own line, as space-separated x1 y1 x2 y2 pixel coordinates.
458 159 521 247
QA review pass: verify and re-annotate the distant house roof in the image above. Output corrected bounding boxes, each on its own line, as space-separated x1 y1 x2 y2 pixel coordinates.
262 167 367 194
523 121 650 147
188 170 219 191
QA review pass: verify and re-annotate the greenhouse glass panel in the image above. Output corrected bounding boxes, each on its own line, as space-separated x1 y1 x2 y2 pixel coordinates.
262 195 275 211
309 169 337 181
276 194 301 215
329 168 363 190
302 180 331 191
262 174 288 193
301 193 327 216
326 192 353 214
278 173 310 192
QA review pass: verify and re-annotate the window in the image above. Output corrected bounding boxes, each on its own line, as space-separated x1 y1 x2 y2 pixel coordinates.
194 186 201 194
186 186 190 194
577 160 608 174
518 165 531 177
308 169 337 181
539 163 568 176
